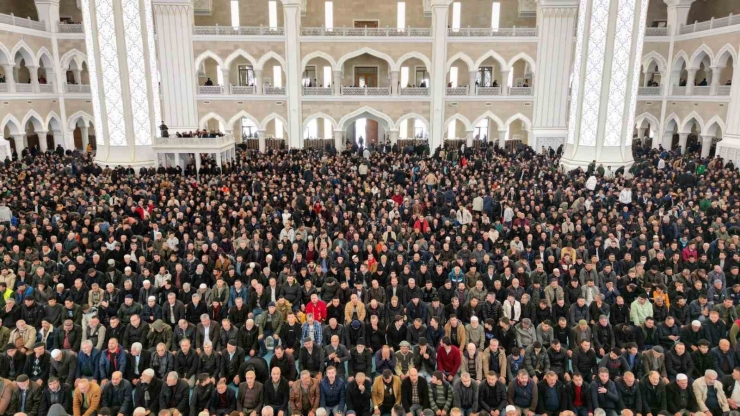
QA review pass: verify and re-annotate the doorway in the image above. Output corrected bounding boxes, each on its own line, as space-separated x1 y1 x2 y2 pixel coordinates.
365 119 378 146
354 20 379 28
355 67 378 87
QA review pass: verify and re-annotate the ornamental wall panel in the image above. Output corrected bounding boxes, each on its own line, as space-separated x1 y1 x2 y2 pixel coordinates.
192 42 285 60
196 100 288 129
0 33 52 58
1 103 61 123
300 43 433 66
446 43 538 67
57 39 89 59
445 101 533 129
65 100 96 119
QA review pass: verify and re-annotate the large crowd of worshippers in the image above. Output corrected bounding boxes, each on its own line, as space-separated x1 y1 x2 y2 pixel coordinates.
0 140 738 416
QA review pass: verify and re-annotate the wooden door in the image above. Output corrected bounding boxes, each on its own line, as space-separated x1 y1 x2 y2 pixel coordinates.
355 67 378 87
73 127 83 150
26 134 39 150
365 119 378 146
354 21 378 28
46 134 55 150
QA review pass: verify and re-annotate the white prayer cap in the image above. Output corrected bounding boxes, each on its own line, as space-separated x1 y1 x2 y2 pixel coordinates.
51 349 61 359
676 374 688 381
692 320 702 327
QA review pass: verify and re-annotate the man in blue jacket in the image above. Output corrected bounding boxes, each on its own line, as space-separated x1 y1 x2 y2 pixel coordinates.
99 338 127 385
319 365 345 415
589 368 622 416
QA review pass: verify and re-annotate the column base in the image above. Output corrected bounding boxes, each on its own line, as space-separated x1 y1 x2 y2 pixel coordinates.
560 145 634 171
716 137 740 165
94 144 156 168
530 128 567 152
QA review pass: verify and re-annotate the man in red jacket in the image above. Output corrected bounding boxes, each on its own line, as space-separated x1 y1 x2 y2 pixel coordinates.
436 336 461 383
305 293 327 323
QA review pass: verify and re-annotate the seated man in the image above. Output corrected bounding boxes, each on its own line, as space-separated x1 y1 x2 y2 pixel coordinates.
73 378 103 416
208 380 236 416
507 369 538 416
101 371 133 416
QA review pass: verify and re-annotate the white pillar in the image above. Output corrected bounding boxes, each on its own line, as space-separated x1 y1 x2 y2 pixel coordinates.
153 0 198 133
52 130 63 150
662 133 673 150
82 0 159 167
221 68 231 94
637 127 646 140
531 0 578 150
701 135 713 158
65 128 75 150
215 151 222 168
500 69 510 95
81 124 90 150
332 70 342 96
561 0 647 170
717 37 740 164
258 129 267 153
194 152 201 173
44 68 56 92
710 67 723 95
498 129 507 149
72 69 82 85
389 130 399 146
429 0 452 155
391 70 400 95
2 65 16 92
34 0 61 32
36 130 48 153
333 129 343 151
665 0 696 36
678 132 689 154
13 136 25 155
468 71 477 96
28 66 40 92
466 130 474 147
254 69 263 94
686 69 697 95
643 70 651 87
281 0 303 149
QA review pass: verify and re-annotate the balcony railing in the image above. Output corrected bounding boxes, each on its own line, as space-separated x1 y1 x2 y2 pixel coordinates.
0 13 46 31
264 87 286 95
15 84 33 93
510 87 533 96
38 84 54 93
230 85 255 95
303 87 332 95
59 23 83 33
638 86 662 96
448 27 537 37
680 14 740 34
718 85 732 95
65 83 91 93
446 87 468 96
0 84 6 93
476 86 501 96
693 86 711 96
153 133 235 147
301 27 431 37
672 85 686 96
193 25 285 36
341 86 391 96
198 85 223 94
645 27 668 36
400 87 429 96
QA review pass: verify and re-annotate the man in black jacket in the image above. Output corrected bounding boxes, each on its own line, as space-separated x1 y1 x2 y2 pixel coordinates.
667 373 700 416
160 371 190 416
174 338 198 387
101 371 133 416
478 370 507 415
401 368 430 415
666 342 695 382
564 373 592 416
639 371 667 416
49 349 78 388
348 338 373 380
572 339 597 382
220 340 245 386
263 367 290 415
38 376 72 416
536 371 566 416
346 371 372 416
134 369 163 416
614 371 642 414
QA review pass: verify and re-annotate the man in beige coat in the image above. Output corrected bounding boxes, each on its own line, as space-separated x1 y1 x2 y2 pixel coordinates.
693 369 730 415
9 320 36 354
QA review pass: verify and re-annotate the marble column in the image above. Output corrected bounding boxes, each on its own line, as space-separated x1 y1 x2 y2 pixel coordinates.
428 0 453 154
2 65 16 92
153 0 198 133
665 0 696 36
701 135 713 158
531 0 579 151
81 124 89 150
500 70 510 95
389 130 399 146
72 69 82 85
498 129 507 149
716 47 740 163
678 132 689 154
37 130 48 152
81 0 160 166
390 70 399 95
466 130 474 147
13 136 25 155
686 69 697 95
710 67 722 95
662 133 673 150
258 129 267 153
221 68 231 94
468 71 477 96
332 70 342 96
281 0 303 148
637 128 646 141
255 69 263 94
28 66 40 92
561 0 648 170
34 0 61 32
333 129 344 151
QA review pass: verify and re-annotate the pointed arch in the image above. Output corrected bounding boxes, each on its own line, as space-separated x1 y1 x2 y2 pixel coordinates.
680 111 705 134
336 47 395 71
301 51 338 72
446 52 474 73
505 113 532 132
394 52 433 74
60 48 87 70
260 112 289 131
22 110 45 132
223 49 258 70
663 112 681 132
473 50 507 71
634 112 660 129
0 114 22 136
689 44 714 70
394 113 430 132
256 51 287 71
672 51 689 71
713 44 737 68
11 40 34 65
227 110 262 131
702 115 726 137
0 43 11 66
67 111 94 129
45 111 62 131
303 112 339 131
443 113 473 131
641 51 667 74
194 50 224 71
506 52 536 74
198 112 228 130
36 47 54 68
472 111 505 131
337 106 395 131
